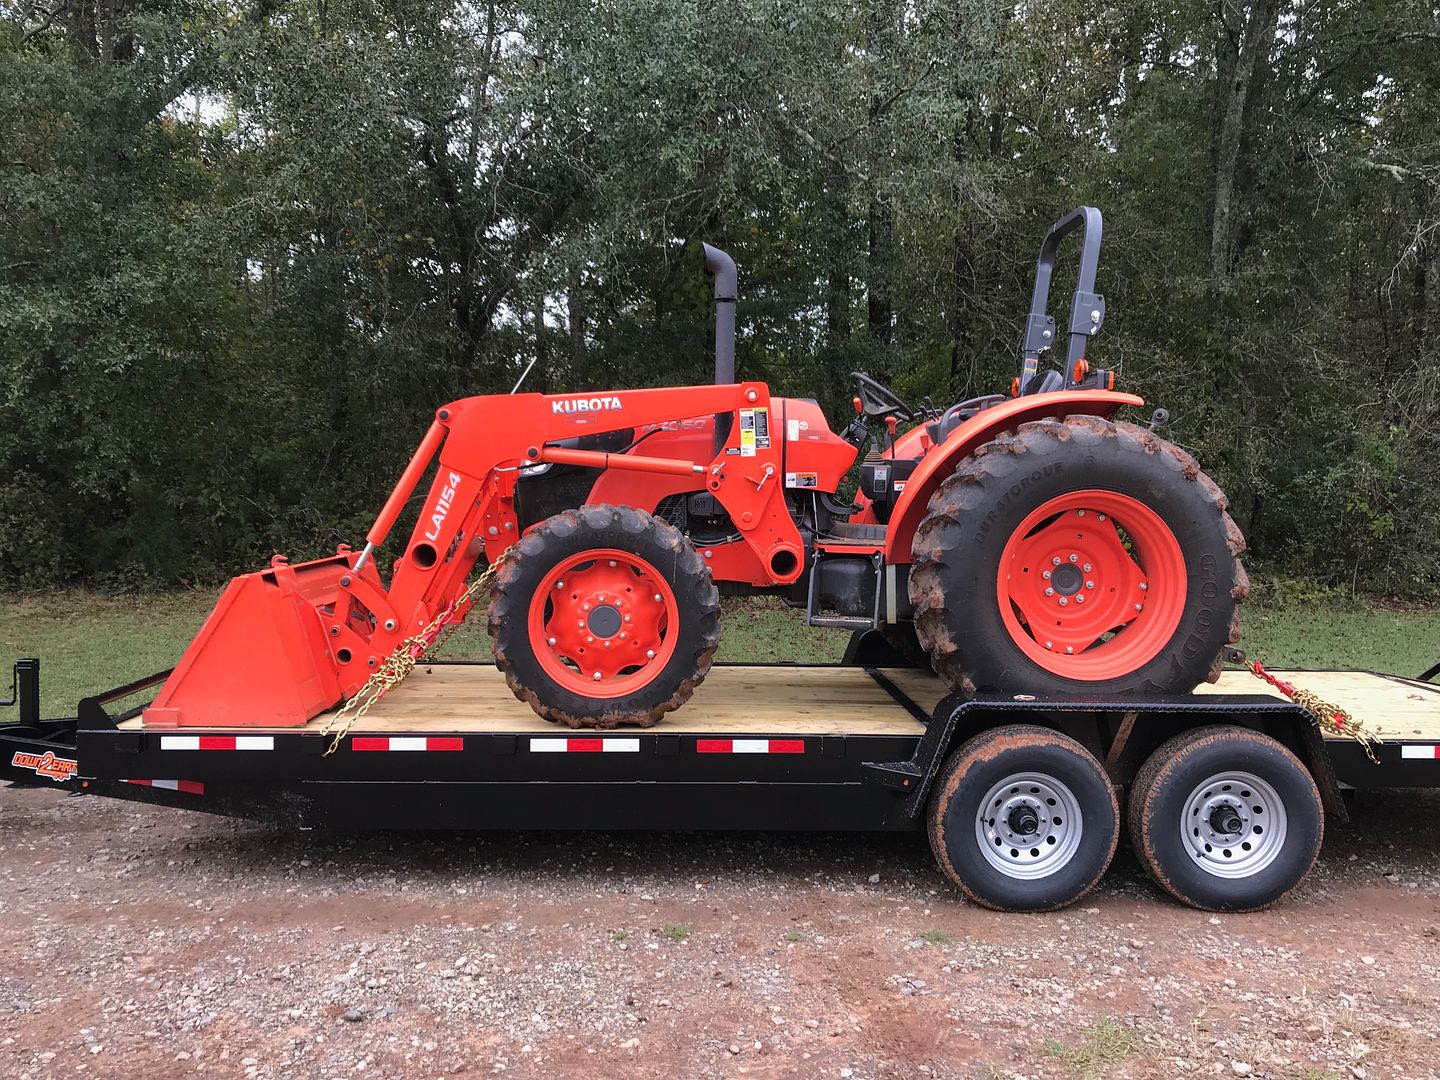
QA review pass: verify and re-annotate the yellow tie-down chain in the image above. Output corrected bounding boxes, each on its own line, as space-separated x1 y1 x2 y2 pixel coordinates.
320 555 507 756
1231 649 1380 764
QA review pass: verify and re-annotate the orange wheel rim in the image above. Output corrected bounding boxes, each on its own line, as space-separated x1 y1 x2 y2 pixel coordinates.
527 549 679 698
997 490 1186 681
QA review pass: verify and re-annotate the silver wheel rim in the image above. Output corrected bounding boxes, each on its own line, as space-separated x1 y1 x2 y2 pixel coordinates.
975 771 1083 880
1182 771 1287 879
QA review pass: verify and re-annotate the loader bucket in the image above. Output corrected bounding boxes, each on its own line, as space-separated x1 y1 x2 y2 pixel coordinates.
143 554 358 728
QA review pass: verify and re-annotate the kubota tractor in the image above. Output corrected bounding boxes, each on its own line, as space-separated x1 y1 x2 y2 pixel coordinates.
144 207 1246 731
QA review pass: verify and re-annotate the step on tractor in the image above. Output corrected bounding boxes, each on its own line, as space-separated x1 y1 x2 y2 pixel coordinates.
145 207 1247 731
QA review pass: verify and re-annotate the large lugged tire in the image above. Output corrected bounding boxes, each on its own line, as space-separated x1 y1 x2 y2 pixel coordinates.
927 725 1119 911
910 416 1248 697
1127 726 1324 911
488 504 720 728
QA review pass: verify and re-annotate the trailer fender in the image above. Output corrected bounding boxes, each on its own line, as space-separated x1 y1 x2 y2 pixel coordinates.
883 389 1143 563
869 696 1346 824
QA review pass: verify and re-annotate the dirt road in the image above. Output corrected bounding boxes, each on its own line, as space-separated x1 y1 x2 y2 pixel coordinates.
1 786 1438 1079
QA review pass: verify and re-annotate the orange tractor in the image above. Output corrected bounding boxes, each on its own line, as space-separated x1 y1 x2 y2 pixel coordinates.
145 207 1246 730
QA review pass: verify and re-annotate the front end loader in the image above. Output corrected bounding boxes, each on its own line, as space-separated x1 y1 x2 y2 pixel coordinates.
145 207 1247 731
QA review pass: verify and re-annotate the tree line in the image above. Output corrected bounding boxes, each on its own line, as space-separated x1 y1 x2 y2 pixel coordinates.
1 0 1437 594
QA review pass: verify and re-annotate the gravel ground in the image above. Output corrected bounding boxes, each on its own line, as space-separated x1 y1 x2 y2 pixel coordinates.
1 786 1438 1079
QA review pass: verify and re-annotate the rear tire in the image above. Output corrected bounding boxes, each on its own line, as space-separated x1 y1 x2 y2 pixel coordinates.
926 725 1119 911
488 504 720 728
1127 726 1323 911
910 416 1248 697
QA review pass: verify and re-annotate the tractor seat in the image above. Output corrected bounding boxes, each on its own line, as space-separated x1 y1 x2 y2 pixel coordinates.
824 522 888 544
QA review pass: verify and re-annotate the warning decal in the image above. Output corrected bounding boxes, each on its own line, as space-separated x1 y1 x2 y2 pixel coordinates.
739 407 770 457
786 471 819 488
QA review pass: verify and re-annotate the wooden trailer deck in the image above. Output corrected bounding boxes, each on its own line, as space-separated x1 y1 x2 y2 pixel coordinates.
121 664 1440 740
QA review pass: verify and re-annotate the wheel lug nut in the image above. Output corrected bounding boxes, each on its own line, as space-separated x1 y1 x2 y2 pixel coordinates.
1044 641 1053 649
1042 570 1051 580
1075 594 1084 603
1134 603 1144 612
1065 646 1074 654
555 580 564 589
1045 587 1054 596
1082 563 1092 573
586 635 594 643
547 636 556 646
582 603 591 612
1051 557 1062 566
608 560 617 567
653 593 663 602
1139 582 1149 591
1085 580 1094 589
593 672 602 681
1058 597 1068 606
603 640 611 648
1097 513 1106 521
1068 553 1079 562
624 614 632 623
646 649 656 659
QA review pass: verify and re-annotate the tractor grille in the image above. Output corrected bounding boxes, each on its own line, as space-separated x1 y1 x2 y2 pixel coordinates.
654 494 687 530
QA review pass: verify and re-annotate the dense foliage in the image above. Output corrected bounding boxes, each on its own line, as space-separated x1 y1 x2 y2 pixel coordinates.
2 1 1437 592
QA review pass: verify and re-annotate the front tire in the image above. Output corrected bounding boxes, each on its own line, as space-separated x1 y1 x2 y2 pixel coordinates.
911 416 1248 697
1127 726 1323 911
488 505 720 728
926 725 1119 911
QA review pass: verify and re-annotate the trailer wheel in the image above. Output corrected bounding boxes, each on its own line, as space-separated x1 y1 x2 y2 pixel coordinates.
910 416 1247 698
926 725 1119 911
488 504 720 728
1127 726 1323 911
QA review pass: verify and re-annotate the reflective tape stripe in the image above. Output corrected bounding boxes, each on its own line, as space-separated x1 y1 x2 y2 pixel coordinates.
124 779 205 794
351 736 463 752
1400 745 1440 759
697 739 804 755
529 738 640 753
159 735 274 751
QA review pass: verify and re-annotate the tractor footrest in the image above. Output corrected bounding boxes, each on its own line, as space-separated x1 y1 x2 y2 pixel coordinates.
806 613 877 630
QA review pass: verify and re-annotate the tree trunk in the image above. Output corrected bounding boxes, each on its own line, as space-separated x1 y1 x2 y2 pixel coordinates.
1208 0 1281 277
567 264 587 388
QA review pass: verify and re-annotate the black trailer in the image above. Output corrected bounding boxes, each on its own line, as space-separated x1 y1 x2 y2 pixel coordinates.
3 634 1438 914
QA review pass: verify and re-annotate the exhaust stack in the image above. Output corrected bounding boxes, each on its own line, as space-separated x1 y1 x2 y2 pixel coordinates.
702 242 737 455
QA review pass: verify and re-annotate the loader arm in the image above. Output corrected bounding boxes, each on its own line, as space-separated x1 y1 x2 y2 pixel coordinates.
144 382 803 728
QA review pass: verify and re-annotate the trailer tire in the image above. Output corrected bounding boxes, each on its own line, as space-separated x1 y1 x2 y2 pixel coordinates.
1127 726 1323 911
927 725 1119 911
910 416 1247 698
488 504 720 728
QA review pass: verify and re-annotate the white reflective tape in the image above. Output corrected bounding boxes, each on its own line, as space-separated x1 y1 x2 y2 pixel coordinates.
602 739 640 753
388 737 429 752
1400 745 1438 759
159 736 200 751
787 419 800 441
730 739 770 754
151 779 180 791
234 736 275 751
530 739 568 753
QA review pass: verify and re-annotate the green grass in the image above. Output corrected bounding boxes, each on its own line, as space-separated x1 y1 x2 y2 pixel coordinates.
782 930 806 942
1041 1017 1147 1079
916 928 954 944
661 923 691 942
1 589 1436 718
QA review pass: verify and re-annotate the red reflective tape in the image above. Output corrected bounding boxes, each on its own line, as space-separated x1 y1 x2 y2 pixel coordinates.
351 737 390 752
768 739 805 754
176 780 206 794
696 739 732 754
568 738 604 753
197 736 236 751
426 737 464 752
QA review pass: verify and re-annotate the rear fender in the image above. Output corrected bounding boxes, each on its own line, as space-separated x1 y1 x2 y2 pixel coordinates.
883 390 1143 562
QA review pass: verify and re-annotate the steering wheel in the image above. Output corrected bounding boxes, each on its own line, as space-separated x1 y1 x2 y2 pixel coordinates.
850 372 916 421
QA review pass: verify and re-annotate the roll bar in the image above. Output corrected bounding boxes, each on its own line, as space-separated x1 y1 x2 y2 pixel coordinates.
702 242 738 456
1020 207 1106 390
